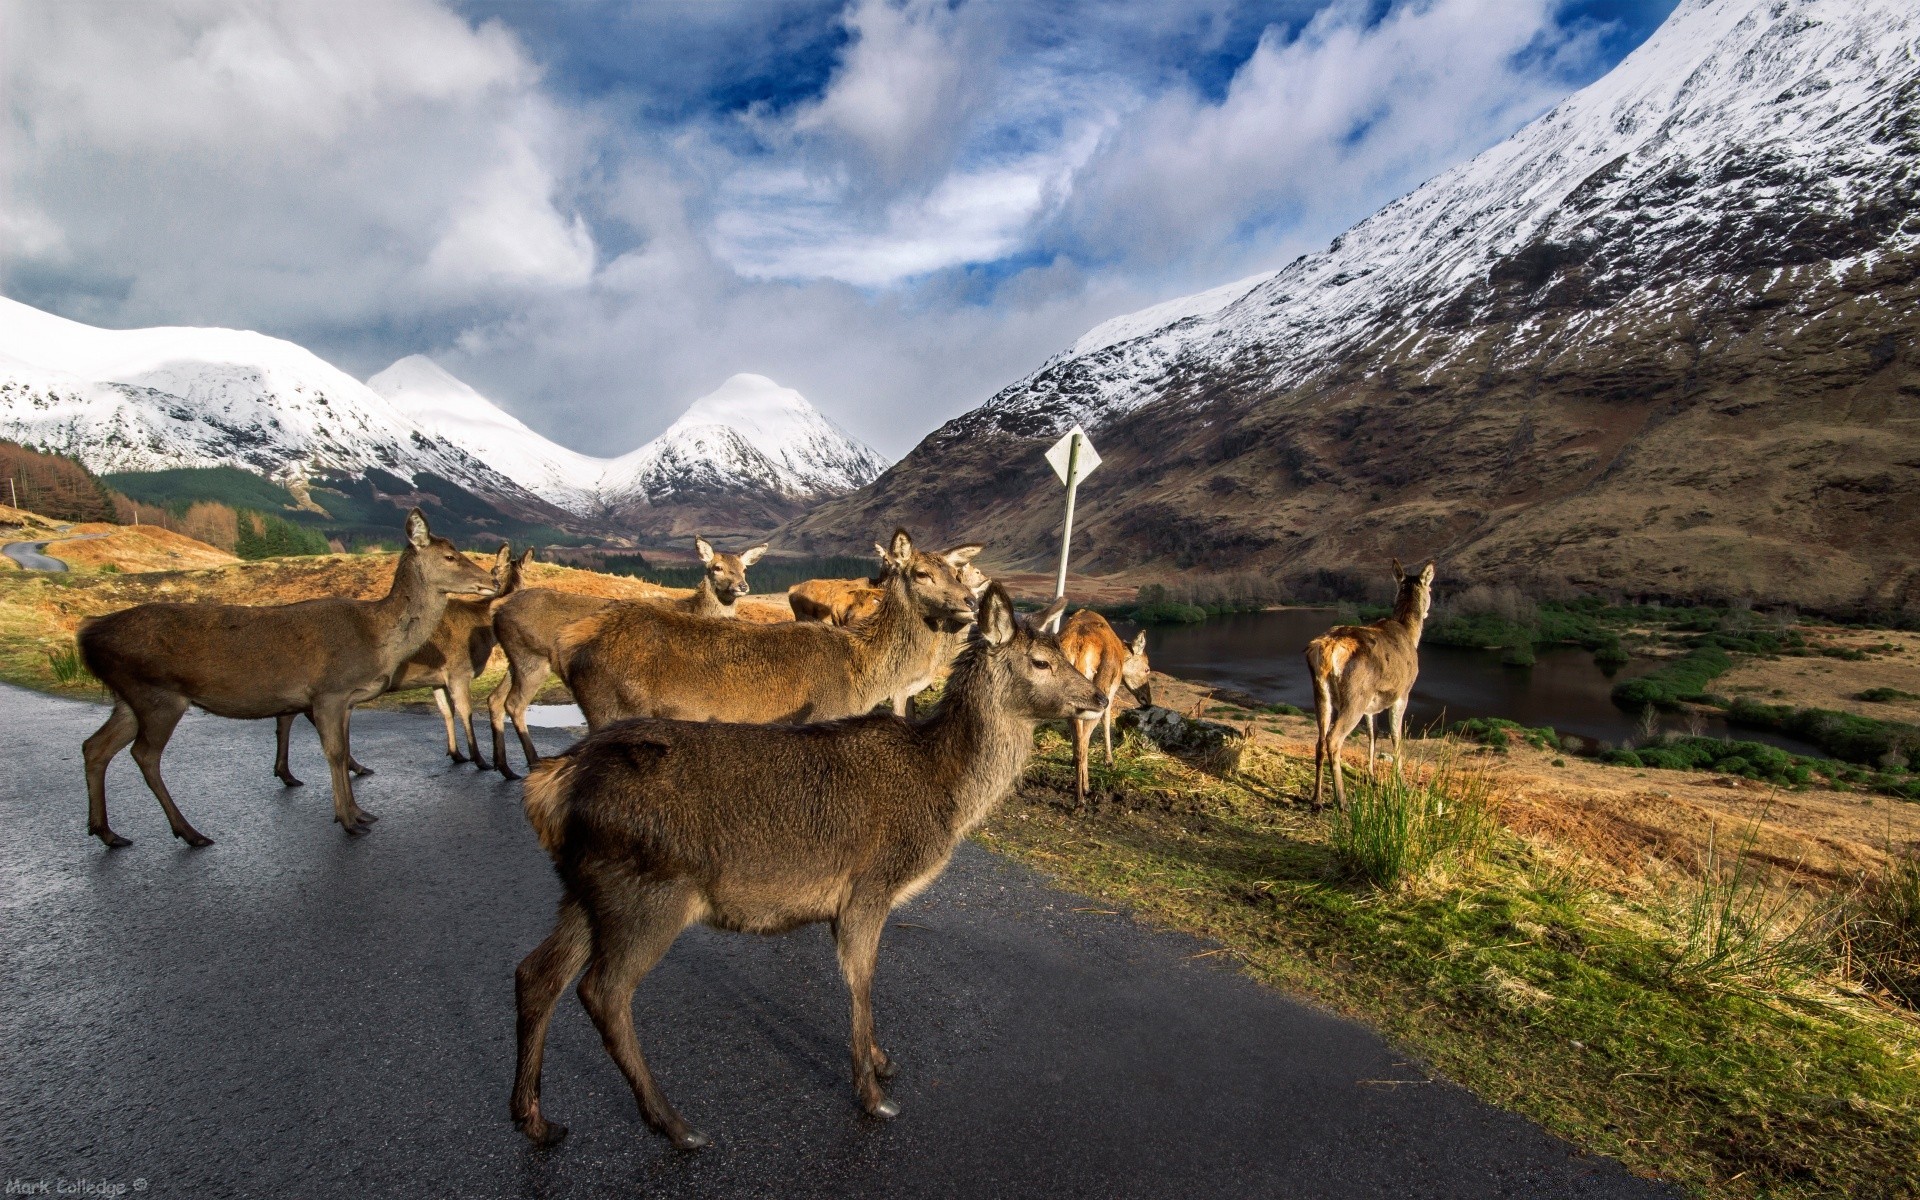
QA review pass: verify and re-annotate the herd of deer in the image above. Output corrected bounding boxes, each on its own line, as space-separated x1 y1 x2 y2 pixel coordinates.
71 506 1434 1149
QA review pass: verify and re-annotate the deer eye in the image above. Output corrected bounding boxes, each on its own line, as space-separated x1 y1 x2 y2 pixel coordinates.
1030 657 1052 670
913 571 931 582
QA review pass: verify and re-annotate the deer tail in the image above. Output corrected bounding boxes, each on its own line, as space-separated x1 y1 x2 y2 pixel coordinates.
522 752 579 856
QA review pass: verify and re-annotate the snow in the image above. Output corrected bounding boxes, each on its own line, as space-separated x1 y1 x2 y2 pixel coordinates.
967 0 1920 439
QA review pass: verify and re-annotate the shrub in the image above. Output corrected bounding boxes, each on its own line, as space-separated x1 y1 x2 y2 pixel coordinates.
1859 687 1920 703
1449 717 1557 752
1612 644 1733 710
1134 600 1207 624
1326 752 1495 888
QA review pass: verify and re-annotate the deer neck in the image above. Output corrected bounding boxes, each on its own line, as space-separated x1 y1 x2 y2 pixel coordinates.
371 550 451 669
847 576 944 707
692 576 735 618
918 650 1034 840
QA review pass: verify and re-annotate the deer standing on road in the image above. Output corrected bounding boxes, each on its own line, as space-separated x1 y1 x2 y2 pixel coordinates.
271 544 530 779
485 536 764 778
78 509 497 846
1058 610 1152 806
1304 559 1435 809
509 585 1103 1150
556 530 977 729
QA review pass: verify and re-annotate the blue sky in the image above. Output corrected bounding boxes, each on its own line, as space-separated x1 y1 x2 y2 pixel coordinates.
2 0 1678 456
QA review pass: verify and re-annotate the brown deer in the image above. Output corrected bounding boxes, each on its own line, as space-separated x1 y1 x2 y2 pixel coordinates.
556 530 977 730
485 536 765 778
509 585 1102 1149
1058 610 1153 806
78 509 498 846
1305 559 1435 809
271 544 531 780
790 548 988 626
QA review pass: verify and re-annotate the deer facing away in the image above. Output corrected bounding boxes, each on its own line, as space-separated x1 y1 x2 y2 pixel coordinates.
556 529 977 730
78 509 498 846
271 545 531 780
509 585 1103 1149
1057 609 1152 806
1304 559 1435 808
485 536 765 778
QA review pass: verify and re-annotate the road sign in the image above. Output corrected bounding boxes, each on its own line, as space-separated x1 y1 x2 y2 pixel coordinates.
1047 426 1098 630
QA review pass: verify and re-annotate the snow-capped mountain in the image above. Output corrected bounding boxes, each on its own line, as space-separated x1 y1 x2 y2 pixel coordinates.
0 296 536 503
369 360 887 517
791 0 1920 613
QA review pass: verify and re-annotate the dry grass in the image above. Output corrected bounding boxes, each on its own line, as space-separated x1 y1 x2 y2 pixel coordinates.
1717 627 1920 721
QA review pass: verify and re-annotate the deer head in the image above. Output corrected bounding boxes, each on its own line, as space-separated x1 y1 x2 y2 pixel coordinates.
1121 629 1154 707
874 530 980 633
695 536 768 604
406 509 498 597
971 587 1106 721
1390 558 1437 623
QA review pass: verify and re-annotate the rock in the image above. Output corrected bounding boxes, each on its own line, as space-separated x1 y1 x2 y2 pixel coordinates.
1122 706 1247 773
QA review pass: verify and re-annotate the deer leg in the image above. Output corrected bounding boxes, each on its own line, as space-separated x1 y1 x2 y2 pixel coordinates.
834 899 898 1118
1070 716 1094 809
451 668 488 769
1327 707 1369 811
1310 676 1333 808
83 700 139 848
1103 689 1117 766
487 666 514 777
273 713 304 787
575 884 705 1149
312 698 373 834
1390 696 1409 783
433 687 466 763
343 709 373 777
512 897 591 1147
127 692 211 847
496 657 549 780
1366 713 1377 778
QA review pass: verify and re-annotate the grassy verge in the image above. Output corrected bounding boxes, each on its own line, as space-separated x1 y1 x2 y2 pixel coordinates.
979 728 1920 1199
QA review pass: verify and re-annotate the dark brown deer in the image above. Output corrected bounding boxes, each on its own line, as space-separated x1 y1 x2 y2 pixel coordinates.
509 585 1102 1149
1305 559 1435 809
271 544 531 779
485 536 765 778
1058 610 1153 806
556 530 976 730
78 509 498 846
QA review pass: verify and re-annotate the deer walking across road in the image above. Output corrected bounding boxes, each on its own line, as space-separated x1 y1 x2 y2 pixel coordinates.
486 536 765 778
1304 559 1435 809
271 545 531 779
1058 610 1152 806
78 509 498 846
508 585 1104 1150
556 529 978 730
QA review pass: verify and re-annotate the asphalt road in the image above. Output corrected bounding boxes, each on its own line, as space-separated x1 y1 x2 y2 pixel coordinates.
2 540 67 570
0 684 1673 1199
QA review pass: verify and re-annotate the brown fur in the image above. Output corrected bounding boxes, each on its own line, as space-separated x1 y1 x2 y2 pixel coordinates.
77 509 498 846
271 545 531 779
485 536 765 778
788 577 883 625
1058 610 1153 806
556 530 978 730
508 586 1103 1149
1305 559 1435 808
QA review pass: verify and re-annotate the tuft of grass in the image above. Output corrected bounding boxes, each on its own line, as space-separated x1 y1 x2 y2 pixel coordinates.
1836 853 1920 1007
1658 817 1838 992
45 640 88 686
1327 751 1496 887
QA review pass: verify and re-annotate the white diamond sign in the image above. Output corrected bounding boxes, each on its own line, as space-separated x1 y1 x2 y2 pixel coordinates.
1045 426 1100 485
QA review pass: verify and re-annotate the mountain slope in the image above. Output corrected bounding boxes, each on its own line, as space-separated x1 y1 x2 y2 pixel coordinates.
788 0 1920 614
372 362 888 537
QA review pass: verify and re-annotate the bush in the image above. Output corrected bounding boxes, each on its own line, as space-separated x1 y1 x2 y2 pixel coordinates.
235 510 330 559
1450 717 1557 752
1134 600 1208 624
1612 644 1733 710
1727 700 1918 769
1860 687 1920 703
1837 855 1920 1007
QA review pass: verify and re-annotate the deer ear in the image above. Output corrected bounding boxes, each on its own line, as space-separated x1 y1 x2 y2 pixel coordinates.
739 543 768 566
1032 596 1068 633
405 508 431 549
493 544 510 567
519 548 536 567
942 543 984 567
1391 557 1404 581
1420 560 1436 585
888 528 914 566
1131 630 1149 655
695 536 714 565
978 585 1016 646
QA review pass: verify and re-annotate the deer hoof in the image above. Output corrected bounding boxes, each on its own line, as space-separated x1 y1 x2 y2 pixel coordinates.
864 1097 900 1120
670 1128 710 1151
519 1117 568 1148
91 827 132 849
174 829 214 848
499 766 522 781
277 774 305 788
448 751 468 764
351 766 376 778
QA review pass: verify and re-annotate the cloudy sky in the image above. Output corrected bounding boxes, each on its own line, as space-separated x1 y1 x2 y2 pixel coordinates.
1 0 1677 458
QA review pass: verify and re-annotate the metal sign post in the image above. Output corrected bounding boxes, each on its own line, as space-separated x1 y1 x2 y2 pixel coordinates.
1044 425 1101 631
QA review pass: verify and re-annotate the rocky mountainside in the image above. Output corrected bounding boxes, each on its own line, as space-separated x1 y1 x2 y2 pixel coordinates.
787 0 1920 615
370 362 887 539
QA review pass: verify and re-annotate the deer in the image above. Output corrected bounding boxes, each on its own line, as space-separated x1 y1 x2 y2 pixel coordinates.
509 585 1104 1150
270 544 531 780
789 549 988 627
1304 559 1435 809
485 536 765 778
555 530 977 730
1057 610 1153 807
77 509 498 846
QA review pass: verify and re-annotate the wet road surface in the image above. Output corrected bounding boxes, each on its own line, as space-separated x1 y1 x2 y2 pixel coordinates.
2 540 67 570
0 684 1673 1198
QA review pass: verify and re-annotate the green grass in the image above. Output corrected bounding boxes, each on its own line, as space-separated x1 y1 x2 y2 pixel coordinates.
1325 752 1496 886
1860 688 1920 704
983 730 1920 1198
44 640 87 685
